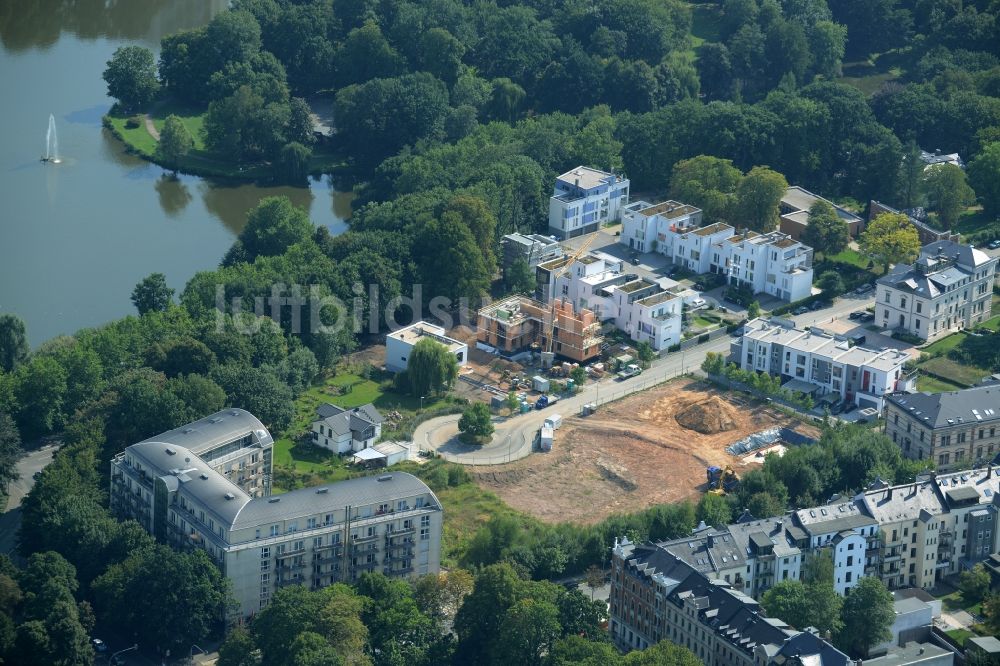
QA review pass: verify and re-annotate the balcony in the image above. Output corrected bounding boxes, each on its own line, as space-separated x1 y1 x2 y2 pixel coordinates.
314 555 342 566
350 561 379 572
276 561 306 572
385 549 415 562
277 577 306 588
352 533 379 544
276 548 306 560
883 552 903 563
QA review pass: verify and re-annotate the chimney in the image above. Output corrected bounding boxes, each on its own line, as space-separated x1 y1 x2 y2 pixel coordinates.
886 486 893 501
707 534 715 548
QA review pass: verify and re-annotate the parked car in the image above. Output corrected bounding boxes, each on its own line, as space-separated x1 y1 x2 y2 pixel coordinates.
629 252 640 264
810 300 829 311
855 283 874 294
91 638 108 653
793 306 809 315
989 239 1000 250
690 297 706 309
617 364 642 381
692 282 704 291
848 311 865 320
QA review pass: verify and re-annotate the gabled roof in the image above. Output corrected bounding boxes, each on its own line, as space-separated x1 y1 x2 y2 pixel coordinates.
887 385 1000 429
314 403 384 437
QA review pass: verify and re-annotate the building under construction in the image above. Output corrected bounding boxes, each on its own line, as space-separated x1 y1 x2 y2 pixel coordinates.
477 295 603 363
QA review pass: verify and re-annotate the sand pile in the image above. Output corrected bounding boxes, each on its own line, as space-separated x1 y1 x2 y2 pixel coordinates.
675 397 739 434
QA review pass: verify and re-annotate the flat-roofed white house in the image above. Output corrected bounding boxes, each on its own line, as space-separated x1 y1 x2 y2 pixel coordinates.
311 403 383 454
385 321 467 373
548 166 630 239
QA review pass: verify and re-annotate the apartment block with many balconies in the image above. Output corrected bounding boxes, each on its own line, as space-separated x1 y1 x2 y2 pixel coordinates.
548 166 629 239
110 410 443 618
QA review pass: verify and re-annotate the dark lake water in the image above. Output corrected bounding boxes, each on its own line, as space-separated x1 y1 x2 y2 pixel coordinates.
0 0 353 346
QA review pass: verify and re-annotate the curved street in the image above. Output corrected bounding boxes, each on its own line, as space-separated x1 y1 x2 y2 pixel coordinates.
413 293 874 466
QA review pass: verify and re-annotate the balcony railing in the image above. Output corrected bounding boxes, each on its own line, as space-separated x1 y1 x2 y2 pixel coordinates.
276 561 307 572
277 577 306 587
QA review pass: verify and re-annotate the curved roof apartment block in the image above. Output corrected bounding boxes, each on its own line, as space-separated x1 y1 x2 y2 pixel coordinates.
110 409 442 618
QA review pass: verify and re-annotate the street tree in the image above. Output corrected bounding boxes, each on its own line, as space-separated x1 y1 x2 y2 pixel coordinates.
801 201 849 259
923 164 975 229
736 166 788 232
747 301 761 319
569 366 587 389
636 341 655 368
103 45 160 111
967 142 1000 218
860 213 921 273
130 273 174 315
155 115 193 171
458 402 494 442
835 576 894 658
0 315 29 373
0 413 22 493
406 338 458 397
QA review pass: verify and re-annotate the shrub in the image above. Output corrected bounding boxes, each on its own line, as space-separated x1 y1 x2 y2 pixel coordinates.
125 116 141 129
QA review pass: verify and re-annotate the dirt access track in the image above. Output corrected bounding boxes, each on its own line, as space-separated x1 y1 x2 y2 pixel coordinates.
474 378 818 525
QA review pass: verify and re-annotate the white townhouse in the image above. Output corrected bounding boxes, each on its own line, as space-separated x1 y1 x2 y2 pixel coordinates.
620 200 704 255
875 240 997 342
548 166 630 239
739 317 910 410
792 501 879 595
716 230 814 303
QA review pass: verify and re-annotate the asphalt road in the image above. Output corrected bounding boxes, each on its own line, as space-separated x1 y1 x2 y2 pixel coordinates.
417 293 876 466
0 443 57 557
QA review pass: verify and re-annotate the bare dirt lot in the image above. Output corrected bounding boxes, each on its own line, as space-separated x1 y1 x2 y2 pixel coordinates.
474 378 818 524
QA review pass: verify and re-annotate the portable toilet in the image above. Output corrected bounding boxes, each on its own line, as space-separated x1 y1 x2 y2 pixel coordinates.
520 401 531 414
544 414 562 430
540 426 554 451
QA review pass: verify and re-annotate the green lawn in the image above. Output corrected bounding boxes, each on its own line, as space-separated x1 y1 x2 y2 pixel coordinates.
920 356 990 388
826 248 873 270
922 332 969 355
104 101 347 179
976 315 1000 332
946 628 975 646
916 373 965 393
956 208 999 236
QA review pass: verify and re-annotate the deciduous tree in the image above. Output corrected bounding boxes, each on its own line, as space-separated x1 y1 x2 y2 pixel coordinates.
103 45 159 111
801 201 849 258
860 213 921 273
923 163 975 229
835 577 894 658
0 315 28 373
155 115 193 171
130 273 174 315
406 338 459 397
736 167 788 232
459 402 494 441
967 142 1000 218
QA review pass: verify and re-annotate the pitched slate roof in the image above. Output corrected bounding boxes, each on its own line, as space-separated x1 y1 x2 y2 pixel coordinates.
887 384 1000 429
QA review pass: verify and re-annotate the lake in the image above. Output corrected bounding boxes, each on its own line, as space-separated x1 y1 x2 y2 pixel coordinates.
0 0 353 346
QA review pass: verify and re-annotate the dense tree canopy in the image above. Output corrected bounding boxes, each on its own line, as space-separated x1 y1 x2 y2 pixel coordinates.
103 45 159 111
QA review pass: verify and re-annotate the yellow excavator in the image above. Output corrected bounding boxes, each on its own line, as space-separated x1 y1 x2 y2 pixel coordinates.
706 465 740 495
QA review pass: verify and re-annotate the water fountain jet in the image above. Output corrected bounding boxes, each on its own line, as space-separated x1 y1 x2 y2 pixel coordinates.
42 114 61 164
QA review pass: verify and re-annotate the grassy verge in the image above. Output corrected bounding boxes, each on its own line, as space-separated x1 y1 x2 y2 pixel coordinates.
103 104 346 181
920 356 990 388
916 374 965 393
922 332 968 355
979 315 1000 332
946 628 975 646
825 248 874 271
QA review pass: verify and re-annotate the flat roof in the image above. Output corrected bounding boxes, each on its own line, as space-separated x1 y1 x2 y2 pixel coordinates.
636 291 679 308
557 166 618 190
638 200 701 220
693 222 733 237
387 321 465 351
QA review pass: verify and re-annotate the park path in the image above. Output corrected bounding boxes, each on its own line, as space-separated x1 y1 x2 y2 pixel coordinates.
144 114 160 140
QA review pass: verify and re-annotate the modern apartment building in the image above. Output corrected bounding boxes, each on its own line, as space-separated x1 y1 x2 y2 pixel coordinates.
717 230 815 303
779 186 864 240
609 537 849 665
885 382 1000 472
110 410 443 618
384 321 467 374
500 232 562 274
548 166 629 239
875 241 997 342
476 295 603 362
620 200 705 256
738 317 911 410
620 200 815 303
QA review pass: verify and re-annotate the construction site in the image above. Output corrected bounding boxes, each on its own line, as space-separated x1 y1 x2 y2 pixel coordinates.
474 378 818 525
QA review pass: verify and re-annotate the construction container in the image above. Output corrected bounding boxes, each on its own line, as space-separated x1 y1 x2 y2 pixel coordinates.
540 426 554 451
566 379 575 390
532 375 550 393
544 414 562 430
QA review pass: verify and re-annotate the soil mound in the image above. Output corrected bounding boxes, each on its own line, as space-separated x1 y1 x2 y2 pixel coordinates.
675 397 739 434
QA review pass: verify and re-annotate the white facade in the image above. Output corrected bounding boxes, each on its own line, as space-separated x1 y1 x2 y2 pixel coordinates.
875 241 997 342
110 412 443 619
621 200 815 303
720 231 814 303
311 403 383 455
385 321 467 373
739 318 910 410
549 166 630 239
